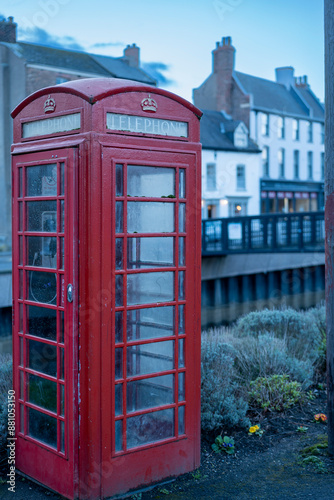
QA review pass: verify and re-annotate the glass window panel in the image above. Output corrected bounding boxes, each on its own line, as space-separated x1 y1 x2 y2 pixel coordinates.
19 337 23 365
127 165 175 198
28 407 57 448
179 237 185 266
28 373 57 413
115 311 123 343
127 409 174 449
60 163 64 196
178 271 185 300
27 339 57 377
59 348 64 380
115 275 123 307
19 202 23 231
179 169 185 199
115 348 123 380
26 201 57 232
179 203 186 233
115 420 123 452
60 200 64 233
28 271 57 305
20 404 24 433
178 406 185 435
178 372 185 401
20 370 24 400
60 384 65 416
60 238 64 270
116 202 123 233
115 239 123 270
27 236 57 269
116 164 123 196
127 237 174 269
19 168 23 198
127 306 174 341
19 270 23 299
127 202 174 233
19 303 23 333
178 305 185 334
60 310 64 344
115 384 123 416
127 340 174 376
178 339 185 368
27 305 57 340
26 164 57 197
127 374 174 413
60 420 65 453
19 236 23 265
127 272 174 306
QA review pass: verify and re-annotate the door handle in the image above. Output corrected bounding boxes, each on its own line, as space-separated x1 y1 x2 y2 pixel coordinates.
67 283 73 303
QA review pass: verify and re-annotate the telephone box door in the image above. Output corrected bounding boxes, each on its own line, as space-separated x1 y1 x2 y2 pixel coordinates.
12 148 78 498
100 146 201 496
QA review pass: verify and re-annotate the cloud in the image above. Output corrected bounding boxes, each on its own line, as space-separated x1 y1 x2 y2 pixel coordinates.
142 62 175 87
18 26 84 51
90 42 124 49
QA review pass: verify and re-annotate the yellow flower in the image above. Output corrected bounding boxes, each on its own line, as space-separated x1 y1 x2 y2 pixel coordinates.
249 426 257 433
254 425 260 431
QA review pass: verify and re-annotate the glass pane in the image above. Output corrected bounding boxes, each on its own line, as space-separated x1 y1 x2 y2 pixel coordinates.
127 306 174 341
179 339 185 368
19 236 23 265
59 348 64 380
115 311 123 343
116 164 123 196
27 339 57 377
60 420 65 453
60 238 64 270
27 305 57 340
115 420 123 452
60 310 64 344
19 337 23 365
179 169 185 199
178 372 185 401
19 168 23 198
115 384 123 416
19 202 23 231
178 406 185 435
19 303 23 332
179 237 185 266
127 374 174 412
26 201 57 232
20 370 24 399
28 407 57 448
127 409 174 449
179 203 186 232
127 165 175 198
127 272 174 306
28 271 57 305
115 275 123 307
28 373 57 413
26 164 57 197
115 348 123 379
60 200 64 233
19 270 23 299
116 202 123 233
20 404 24 433
60 163 64 196
60 384 65 416
127 340 174 376
127 237 174 269
178 271 185 300
115 239 123 270
27 236 57 268
127 202 174 233
178 305 185 334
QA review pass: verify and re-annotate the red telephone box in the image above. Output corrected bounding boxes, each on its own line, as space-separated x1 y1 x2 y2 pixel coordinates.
11 78 202 499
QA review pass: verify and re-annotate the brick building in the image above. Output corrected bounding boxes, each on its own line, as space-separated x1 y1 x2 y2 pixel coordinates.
194 37 325 215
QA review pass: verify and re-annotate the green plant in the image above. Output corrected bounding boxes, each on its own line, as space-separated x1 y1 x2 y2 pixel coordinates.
297 426 308 433
248 374 305 412
211 435 235 454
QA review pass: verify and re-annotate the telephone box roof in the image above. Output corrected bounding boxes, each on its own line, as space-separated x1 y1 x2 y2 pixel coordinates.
12 77 202 119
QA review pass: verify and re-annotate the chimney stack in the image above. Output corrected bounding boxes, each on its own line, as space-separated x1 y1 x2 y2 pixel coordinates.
212 36 236 114
124 43 140 68
0 16 17 43
275 66 295 89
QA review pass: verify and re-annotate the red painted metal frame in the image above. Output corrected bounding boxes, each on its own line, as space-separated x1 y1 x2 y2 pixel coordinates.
11 78 202 500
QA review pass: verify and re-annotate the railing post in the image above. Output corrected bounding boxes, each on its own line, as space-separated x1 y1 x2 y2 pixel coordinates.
298 214 303 250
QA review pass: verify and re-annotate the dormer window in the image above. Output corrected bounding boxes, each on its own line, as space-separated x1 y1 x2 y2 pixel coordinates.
234 123 248 148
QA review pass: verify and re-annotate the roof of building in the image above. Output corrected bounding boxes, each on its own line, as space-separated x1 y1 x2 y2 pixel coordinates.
2 41 157 85
234 71 324 121
200 110 260 152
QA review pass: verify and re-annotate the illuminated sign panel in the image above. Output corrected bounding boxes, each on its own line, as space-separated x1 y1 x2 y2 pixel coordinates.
22 113 81 138
106 113 188 138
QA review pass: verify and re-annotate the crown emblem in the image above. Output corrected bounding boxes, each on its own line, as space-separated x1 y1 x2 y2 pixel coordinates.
44 95 56 114
141 94 157 113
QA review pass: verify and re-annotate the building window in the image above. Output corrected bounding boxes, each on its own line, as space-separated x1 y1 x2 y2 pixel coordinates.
278 148 285 178
229 201 248 217
277 116 285 139
307 121 313 143
292 119 299 141
321 152 325 179
206 163 216 191
236 165 246 190
307 151 313 179
261 113 269 136
293 150 299 179
321 123 324 144
262 146 269 177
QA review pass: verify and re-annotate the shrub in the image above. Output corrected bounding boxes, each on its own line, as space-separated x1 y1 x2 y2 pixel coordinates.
248 374 305 412
201 331 250 432
0 354 12 444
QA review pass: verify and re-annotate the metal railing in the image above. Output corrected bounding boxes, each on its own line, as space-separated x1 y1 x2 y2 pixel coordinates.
202 211 325 255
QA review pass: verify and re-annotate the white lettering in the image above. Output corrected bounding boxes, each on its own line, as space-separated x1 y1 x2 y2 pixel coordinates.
106 113 188 138
22 113 81 138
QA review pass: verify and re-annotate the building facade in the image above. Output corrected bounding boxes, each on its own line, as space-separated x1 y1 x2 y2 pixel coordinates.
194 37 325 216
